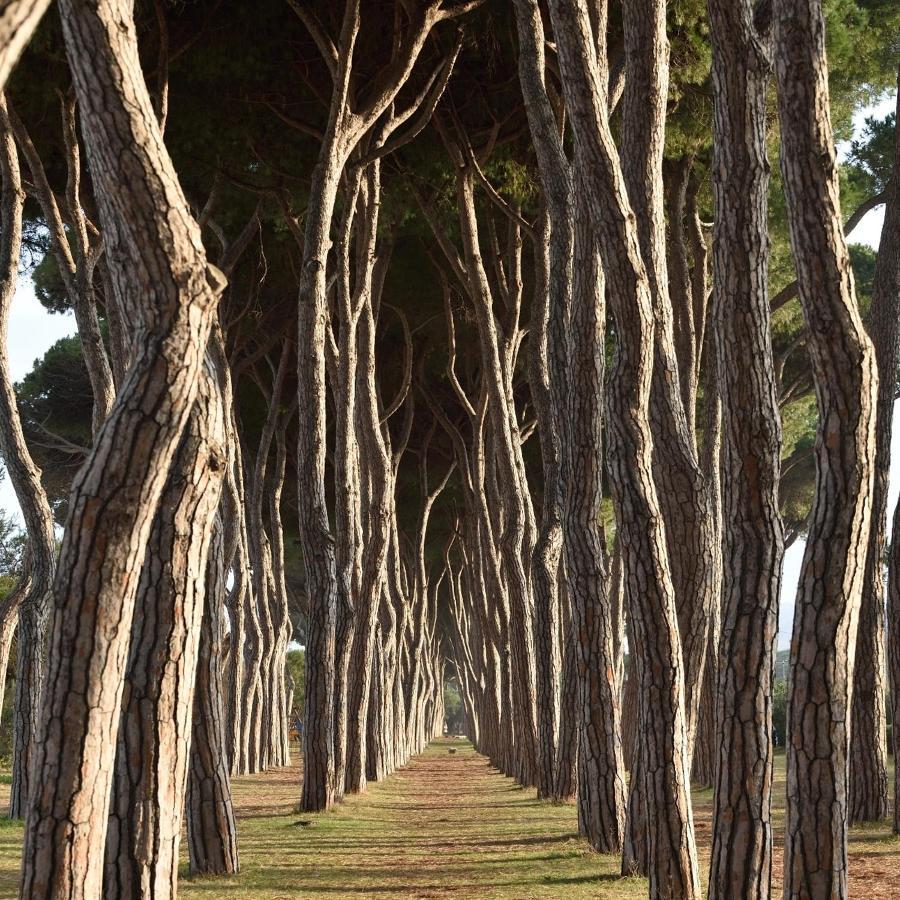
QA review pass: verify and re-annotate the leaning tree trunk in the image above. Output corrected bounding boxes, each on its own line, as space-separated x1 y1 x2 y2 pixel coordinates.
706 2 785 897
849 86 900 826
187 516 239 877
548 1 700 894
878 89 900 837
0 0 50 89
103 362 226 899
0 95 56 822
0 570 26 725
19 1 226 895
774 1 879 896
513 0 573 803
563 191 625 852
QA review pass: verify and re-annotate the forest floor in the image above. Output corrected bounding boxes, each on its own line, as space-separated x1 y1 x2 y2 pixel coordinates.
0 739 898 897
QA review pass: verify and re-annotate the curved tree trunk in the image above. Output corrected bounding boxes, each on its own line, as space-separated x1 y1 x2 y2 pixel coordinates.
19 0 226 893
103 362 226 898
0 0 50 89
187 517 239 878
0 95 56 823
849 86 900 826
547 1 700 894
706 2 785 896
878 91 900 838
774 1 879 895
513 0 573 803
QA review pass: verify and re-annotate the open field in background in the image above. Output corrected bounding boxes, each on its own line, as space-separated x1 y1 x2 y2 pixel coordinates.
0 739 897 898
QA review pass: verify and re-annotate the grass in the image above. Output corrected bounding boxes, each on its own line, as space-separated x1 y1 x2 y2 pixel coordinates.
0 740 897 897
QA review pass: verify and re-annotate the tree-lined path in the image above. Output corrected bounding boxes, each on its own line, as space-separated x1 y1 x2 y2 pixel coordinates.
0 1 899 898
1 739 897 899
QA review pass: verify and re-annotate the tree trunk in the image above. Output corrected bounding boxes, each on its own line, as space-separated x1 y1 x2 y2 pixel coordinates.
547 1 700 894
774 1 879 896
0 0 50 89
19 0 226 893
849 87 900 826
103 362 226 898
0 95 56 822
187 518 239 877
706 2 785 896
878 91 900 838
513 0 573 803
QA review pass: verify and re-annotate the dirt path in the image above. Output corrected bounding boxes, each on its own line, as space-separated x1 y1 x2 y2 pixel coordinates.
1 739 899 897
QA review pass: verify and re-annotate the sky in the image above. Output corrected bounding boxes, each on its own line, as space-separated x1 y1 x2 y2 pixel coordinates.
0 95 896 651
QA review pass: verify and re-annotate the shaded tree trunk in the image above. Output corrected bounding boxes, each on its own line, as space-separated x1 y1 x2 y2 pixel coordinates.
187 517 239 877
547 1 700 893
774 1 879 895
706 2 785 896
0 95 56 823
849 85 900 826
19 0 226 893
103 362 226 898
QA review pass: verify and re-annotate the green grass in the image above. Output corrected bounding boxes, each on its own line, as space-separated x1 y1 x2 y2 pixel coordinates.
177 739 646 899
0 741 897 898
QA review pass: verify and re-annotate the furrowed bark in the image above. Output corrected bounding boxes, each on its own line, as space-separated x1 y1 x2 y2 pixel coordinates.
0 94 55 822
104 361 226 899
706 2 784 896
774 1 879 895
187 516 239 877
849 85 899 826
513 0 572 803
547 0 700 893
879 89 900 837
20 0 226 894
564 189 626 851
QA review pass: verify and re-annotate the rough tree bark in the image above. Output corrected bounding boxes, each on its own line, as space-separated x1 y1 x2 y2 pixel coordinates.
879 90 900 838
774 1 879 896
513 0 572 803
547 0 700 893
187 515 239 877
0 95 55 822
849 85 900 826
19 0 226 894
706 2 785 896
103 361 226 899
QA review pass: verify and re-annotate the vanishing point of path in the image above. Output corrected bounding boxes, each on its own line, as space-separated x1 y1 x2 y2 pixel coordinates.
1 737 899 898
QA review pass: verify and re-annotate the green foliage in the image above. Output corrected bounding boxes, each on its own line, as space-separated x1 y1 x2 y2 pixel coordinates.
15 335 92 517
847 112 897 199
286 649 305 717
443 678 464 734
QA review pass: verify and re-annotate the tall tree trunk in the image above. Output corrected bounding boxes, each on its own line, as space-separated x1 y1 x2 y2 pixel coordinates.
187 517 239 877
548 1 700 894
513 0 573 803
850 86 900 826
706 2 784 897
774 1 879 896
19 1 226 894
879 89 900 838
564 194 625 851
0 95 56 822
103 363 226 898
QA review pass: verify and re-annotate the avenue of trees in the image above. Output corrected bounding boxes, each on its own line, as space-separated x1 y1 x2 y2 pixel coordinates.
0 0 896 898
